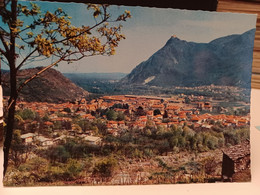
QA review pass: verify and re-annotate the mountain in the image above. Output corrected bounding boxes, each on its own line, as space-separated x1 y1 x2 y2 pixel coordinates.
2 67 89 103
121 29 255 88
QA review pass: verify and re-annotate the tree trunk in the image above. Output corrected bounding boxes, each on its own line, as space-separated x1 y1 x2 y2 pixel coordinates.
0 60 3 146
3 0 17 176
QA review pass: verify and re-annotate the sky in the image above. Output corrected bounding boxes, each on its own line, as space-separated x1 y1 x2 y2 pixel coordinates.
0 0 257 73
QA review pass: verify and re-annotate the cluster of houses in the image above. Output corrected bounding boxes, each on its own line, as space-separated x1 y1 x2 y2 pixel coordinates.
2 92 251 182
3 94 249 147
20 132 102 147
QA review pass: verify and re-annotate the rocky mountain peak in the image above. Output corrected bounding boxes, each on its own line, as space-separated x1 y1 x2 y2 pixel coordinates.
121 29 255 89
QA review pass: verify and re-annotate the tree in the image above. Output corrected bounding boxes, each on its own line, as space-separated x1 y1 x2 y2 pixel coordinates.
157 140 170 155
94 118 107 135
92 157 117 178
1 0 131 175
163 110 168 118
63 158 83 180
184 96 191 104
72 124 83 134
48 145 70 164
106 109 117 121
9 130 31 168
135 106 146 116
63 107 71 113
16 108 35 120
153 109 161 116
116 111 125 121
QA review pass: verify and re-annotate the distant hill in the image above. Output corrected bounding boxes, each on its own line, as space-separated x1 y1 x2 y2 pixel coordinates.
121 29 255 88
64 72 127 81
2 67 89 103
63 72 127 95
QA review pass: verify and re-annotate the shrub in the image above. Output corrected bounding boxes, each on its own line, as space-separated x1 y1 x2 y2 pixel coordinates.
92 157 118 178
63 159 83 180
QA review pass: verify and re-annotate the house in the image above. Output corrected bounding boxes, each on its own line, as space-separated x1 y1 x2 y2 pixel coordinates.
221 140 250 182
21 133 35 144
237 119 248 127
146 110 153 119
84 136 102 145
53 135 66 144
118 121 126 129
194 110 200 115
197 102 212 112
137 115 147 120
167 122 179 128
75 110 86 116
107 121 118 128
44 121 54 129
35 136 54 147
83 114 96 121
191 115 200 123
156 122 167 129
178 114 187 121
151 104 164 112
197 102 204 110
133 123 143 130
203 102 212 111
165 106 180 114
154 114 163 120
80 98 87 105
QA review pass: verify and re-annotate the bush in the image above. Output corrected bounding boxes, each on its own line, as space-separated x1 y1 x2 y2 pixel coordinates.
63 159 83 180
207 136 218 150
48 145 70 163
16 109 36 120
92 157 117 178
223 130 240 146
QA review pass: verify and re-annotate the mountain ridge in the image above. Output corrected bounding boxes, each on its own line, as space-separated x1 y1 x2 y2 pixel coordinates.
121 29 256 88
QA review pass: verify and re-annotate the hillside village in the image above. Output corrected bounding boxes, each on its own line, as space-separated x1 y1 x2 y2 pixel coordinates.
3 93 250 186
3 93 250 147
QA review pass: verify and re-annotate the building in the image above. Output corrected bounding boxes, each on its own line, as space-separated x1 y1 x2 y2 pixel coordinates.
36 136 54 147
84 136 102 145
20 133 35 144
221 140 250 182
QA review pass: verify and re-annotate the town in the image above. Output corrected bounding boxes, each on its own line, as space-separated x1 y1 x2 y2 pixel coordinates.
3 93 250 185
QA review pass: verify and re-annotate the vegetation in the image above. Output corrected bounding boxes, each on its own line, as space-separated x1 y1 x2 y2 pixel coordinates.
4 107 250 186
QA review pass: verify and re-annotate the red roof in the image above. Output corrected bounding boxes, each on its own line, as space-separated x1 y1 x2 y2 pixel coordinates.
166 106 180 110
108 121 118 124
152 104 164 108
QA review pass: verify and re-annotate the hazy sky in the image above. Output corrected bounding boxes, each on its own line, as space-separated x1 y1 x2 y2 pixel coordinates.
1 1 257 73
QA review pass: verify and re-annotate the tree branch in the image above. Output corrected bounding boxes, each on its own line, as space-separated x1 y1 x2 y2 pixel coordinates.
0 26 9 35
53 13 109 45
0 56 9 66
0 33 9 55
16 56 65 94
62 53 94 62
16 48 37 70
0 47 6 56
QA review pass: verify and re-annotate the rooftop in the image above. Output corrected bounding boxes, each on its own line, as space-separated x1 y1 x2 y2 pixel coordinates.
222 140 250 161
